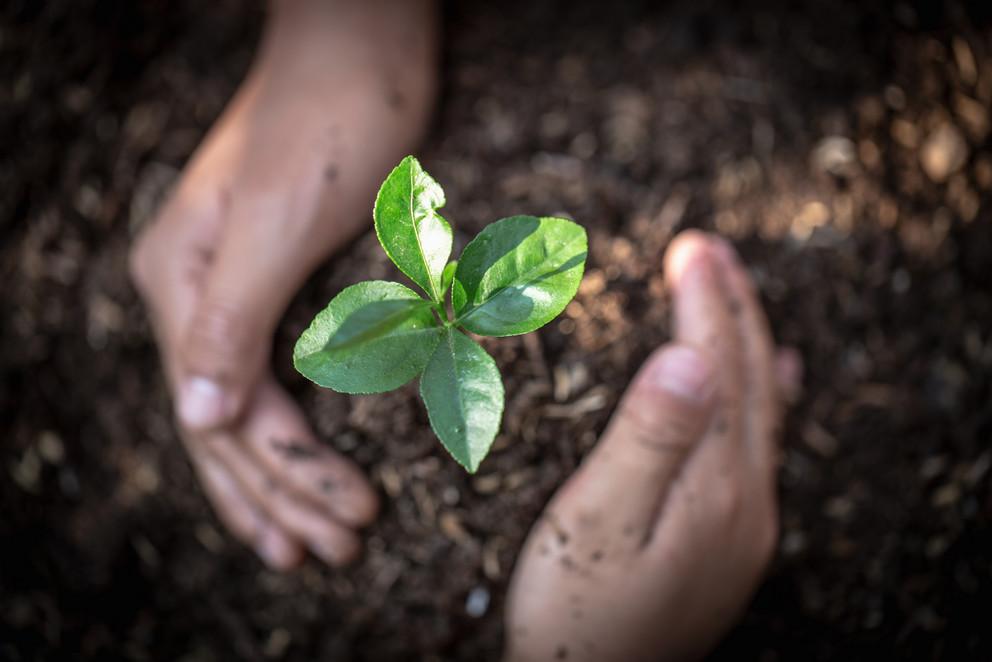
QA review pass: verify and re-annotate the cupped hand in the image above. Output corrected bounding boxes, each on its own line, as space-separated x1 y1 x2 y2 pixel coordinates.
504 231 799 661
129 0 437 568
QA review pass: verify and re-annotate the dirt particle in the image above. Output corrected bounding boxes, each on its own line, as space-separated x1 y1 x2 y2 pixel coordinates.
812 136 858 178
590 549 604 562
920 122 968 183
386 86 405 110
556 645 568 659
576 510 600 528
320 479 337 493
464 586 490 618
194 245 216 265
544 513 570 546
271 439 320 460
324 164 338 181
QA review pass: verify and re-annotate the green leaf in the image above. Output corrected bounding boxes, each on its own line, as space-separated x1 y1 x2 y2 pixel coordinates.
452 216 587 336
373 156 452 302
294 281 442 394
324 298 434 352
441 260 457 297
419 328 504 473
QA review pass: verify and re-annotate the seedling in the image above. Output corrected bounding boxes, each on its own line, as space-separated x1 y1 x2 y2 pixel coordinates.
294 156 587 472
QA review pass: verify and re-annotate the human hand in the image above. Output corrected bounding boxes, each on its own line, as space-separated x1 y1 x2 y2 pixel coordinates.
129 0 437 568
504 231 799 661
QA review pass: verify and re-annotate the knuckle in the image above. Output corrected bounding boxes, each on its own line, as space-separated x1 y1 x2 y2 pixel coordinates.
628 424 693 458
189 298 251 360
616 396 698 454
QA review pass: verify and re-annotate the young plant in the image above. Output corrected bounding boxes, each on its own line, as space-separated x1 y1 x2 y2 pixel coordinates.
293 156 587 472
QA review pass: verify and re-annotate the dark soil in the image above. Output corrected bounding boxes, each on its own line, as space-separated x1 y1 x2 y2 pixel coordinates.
3 1 991 660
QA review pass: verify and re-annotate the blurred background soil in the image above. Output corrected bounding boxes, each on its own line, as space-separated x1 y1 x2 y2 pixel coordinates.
2 0 991 660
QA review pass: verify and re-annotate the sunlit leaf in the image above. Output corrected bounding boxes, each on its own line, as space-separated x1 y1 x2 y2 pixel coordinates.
373 156 452 302
452 216 587 336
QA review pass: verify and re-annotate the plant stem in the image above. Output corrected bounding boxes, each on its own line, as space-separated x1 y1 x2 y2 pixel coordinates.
431 301 450 325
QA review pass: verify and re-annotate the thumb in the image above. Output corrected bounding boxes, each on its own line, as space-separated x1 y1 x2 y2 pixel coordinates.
560 344 718 537
176 218 314 431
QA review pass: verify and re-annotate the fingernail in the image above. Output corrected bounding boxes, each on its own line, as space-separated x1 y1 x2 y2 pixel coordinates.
178 377 228 429
646 346 716 404
670 248 716 293
256 526 295 569
667 234 707 283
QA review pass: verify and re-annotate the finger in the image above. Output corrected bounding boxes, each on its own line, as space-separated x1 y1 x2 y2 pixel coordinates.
176 165 327 432
708 237 779 473
664 231 745 445
552 344 719 546
205 431 362 567
242 378 379 528
187 443 304 570
775 346 803 404
129 185 226 389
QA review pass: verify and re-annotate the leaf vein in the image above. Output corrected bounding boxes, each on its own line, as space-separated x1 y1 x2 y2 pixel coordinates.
447 331 467 443
408 161 440 302
457 232 585 323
